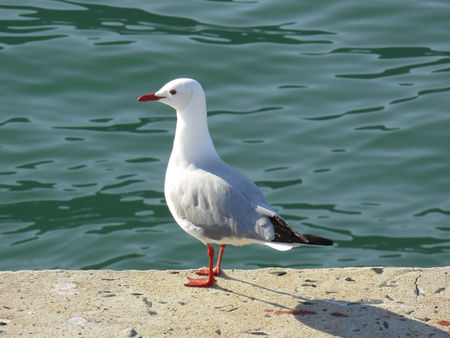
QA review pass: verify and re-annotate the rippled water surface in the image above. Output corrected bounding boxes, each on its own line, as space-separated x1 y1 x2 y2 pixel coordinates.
1 0 449 270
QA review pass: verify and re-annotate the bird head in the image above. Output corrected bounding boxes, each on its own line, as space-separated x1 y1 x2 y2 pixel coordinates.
137 78 204 112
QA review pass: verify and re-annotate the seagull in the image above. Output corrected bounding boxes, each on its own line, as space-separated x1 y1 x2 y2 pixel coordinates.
137 78 332 287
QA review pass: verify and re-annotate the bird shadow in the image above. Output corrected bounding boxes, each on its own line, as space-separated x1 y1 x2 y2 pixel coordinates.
213 272 449 337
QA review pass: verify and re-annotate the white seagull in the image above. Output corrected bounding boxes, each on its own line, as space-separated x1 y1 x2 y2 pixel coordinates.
138 78 332 287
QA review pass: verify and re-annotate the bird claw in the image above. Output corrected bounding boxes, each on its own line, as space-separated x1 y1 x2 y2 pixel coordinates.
184 277 216 287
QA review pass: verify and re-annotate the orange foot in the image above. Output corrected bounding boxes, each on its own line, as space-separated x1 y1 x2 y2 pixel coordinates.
184 277 216 287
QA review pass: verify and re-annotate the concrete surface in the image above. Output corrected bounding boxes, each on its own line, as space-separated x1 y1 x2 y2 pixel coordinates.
0 267 449 337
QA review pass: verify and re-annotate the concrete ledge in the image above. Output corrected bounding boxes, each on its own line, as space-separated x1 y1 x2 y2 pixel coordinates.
0 267 449 337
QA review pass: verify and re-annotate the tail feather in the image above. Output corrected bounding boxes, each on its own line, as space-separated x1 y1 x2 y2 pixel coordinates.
269 215 333 246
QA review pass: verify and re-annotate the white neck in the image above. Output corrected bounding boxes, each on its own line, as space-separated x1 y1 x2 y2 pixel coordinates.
169 96 219 168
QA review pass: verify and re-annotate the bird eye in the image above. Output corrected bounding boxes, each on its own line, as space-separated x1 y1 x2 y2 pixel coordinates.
169 89 177 95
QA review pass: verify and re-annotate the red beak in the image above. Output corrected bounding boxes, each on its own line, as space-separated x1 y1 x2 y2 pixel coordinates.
137 93 165 102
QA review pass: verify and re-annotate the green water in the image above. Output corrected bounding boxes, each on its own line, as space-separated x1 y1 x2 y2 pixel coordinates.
0 0 449 271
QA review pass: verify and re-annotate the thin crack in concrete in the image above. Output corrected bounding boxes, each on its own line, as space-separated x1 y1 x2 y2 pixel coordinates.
414 273 423 302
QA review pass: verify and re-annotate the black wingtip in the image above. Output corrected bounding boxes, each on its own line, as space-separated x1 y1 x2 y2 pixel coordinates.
300 233 333 246
269 215 333 246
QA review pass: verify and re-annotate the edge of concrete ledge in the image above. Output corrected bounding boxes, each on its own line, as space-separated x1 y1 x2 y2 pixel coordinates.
1 267 449 337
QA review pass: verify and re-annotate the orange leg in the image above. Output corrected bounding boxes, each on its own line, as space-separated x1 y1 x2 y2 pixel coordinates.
196 244 226 276
184 243 216 287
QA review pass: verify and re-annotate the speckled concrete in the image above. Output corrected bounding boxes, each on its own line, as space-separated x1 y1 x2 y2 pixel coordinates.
0 267 449 337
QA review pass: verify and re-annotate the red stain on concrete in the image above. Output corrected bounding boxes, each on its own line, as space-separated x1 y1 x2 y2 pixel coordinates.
330 312 349 318
437 320 450 326
266 309 317 316
266 308 352 318
295 310 317 316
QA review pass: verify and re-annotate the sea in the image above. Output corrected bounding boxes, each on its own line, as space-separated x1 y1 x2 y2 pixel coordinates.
0 0 449 271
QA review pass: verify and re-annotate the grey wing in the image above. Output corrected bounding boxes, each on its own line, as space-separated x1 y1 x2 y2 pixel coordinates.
169 168 275 242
